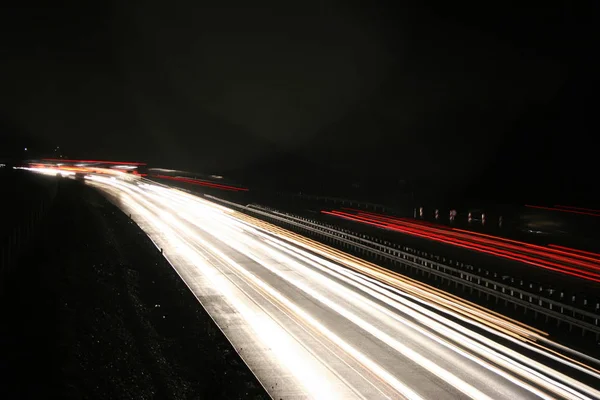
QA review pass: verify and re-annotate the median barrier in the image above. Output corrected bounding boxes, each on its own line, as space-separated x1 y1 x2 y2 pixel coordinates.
207 195 600 340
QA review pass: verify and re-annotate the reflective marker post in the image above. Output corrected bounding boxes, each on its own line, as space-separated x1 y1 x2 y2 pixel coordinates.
449 209 457 222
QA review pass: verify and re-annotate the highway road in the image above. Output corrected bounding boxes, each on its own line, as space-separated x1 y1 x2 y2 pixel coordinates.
67 174 600 398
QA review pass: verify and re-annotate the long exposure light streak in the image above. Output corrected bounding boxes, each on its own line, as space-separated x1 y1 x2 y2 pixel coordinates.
71 174 600 399
323 209 600 283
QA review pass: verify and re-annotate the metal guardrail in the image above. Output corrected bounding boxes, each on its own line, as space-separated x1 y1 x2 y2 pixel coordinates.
206 195 600 339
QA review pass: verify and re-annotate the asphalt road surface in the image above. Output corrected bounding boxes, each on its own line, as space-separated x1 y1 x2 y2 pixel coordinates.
84 174 600 400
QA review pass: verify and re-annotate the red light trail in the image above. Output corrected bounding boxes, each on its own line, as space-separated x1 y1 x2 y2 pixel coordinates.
548 244 600 260
323 209 600 283
554 205 600 213
42 158 147 166
153 174 248 192
525 205 600 217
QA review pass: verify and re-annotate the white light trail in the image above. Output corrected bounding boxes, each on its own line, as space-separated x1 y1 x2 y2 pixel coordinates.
85 177 600 400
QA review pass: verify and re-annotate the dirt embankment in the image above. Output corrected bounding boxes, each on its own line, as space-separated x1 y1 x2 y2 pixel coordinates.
0 179 267 399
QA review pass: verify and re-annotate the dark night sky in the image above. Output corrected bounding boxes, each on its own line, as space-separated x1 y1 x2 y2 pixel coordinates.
1 1 596 204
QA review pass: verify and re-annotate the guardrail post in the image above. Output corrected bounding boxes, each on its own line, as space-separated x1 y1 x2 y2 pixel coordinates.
560 294 564 314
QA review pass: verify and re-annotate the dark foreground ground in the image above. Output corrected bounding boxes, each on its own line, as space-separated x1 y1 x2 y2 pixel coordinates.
0 178 267 399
